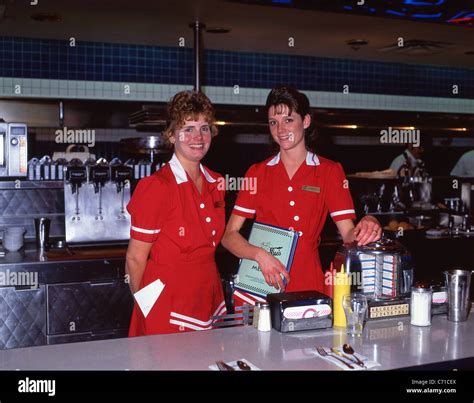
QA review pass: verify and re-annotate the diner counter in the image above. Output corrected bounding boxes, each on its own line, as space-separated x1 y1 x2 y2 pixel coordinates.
1 314 473 370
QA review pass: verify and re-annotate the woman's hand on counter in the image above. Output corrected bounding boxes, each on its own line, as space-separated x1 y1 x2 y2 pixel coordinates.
255 248 290 290
354 215 382 245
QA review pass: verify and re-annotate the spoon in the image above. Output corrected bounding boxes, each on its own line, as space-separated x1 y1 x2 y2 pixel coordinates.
342 344 366 368
236 360 252 371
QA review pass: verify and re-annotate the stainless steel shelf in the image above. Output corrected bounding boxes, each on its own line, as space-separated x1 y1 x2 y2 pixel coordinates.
0 180 64 190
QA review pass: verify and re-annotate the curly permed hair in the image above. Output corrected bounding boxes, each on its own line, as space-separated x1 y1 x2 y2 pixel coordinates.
163 91 218 147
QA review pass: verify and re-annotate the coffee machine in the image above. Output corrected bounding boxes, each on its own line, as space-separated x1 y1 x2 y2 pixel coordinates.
0 123 28 177
64 159 132 244
332 238 413 320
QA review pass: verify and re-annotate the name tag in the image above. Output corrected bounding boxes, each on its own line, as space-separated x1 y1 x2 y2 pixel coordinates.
302 185 320 193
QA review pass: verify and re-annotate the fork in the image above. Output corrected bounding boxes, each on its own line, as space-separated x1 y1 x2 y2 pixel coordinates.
315 346 354 369
216 360 235 371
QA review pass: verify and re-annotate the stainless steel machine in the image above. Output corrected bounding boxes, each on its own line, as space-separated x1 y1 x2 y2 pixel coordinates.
0 123 28 178
64 159 132 244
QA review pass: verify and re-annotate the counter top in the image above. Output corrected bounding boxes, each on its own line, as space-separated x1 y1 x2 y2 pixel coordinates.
0 242 127 284
0 242 126 267
1 315 472 370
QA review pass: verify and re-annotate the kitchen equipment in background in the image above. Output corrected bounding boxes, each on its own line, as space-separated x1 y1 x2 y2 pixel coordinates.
65 159 87 221
120 135 170 171
407 214 434 229
27 158 39 181
411 177 434 210
52 144 96 163
333 238 413 320
444 269 472 322
39 156 52 180
0 123 28 177
267 291 333 333
34 217 51 250
461 182 472 215
64 158 131 244
444 197 463 213
110 158 133 217
89 159 110 221
1 226 26 252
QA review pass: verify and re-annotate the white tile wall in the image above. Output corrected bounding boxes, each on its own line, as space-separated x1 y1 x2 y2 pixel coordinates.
1 78 473 114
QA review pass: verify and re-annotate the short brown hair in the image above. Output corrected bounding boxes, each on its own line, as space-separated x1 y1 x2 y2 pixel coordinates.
163 91 218 147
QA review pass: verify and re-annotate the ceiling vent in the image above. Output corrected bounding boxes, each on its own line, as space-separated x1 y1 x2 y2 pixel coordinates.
377 39 455 55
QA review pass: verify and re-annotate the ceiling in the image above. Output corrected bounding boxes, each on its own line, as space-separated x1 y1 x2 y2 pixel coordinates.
1 0 474 68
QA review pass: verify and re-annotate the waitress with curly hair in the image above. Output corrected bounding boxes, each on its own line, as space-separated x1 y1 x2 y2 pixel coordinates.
126 91 227 335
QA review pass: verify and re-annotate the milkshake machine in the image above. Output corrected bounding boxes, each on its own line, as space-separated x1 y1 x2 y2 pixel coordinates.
64 159 132 244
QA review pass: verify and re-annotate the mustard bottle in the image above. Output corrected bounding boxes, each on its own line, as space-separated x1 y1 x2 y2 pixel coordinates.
333 264 351 328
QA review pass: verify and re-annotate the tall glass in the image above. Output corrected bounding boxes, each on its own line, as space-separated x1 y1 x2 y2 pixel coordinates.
342 293 368 337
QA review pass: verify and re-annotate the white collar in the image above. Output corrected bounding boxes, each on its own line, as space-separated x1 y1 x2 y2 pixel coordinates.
168 153 216 184
266 151 320 167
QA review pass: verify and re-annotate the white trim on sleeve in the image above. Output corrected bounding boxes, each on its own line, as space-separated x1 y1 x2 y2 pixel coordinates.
131 226 161 234
233 205 256 214
330 209 356 218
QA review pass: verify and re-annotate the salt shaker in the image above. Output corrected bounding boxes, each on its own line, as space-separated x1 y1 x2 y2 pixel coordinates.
257 303 271 332
252 302 261 329
411 284 432 326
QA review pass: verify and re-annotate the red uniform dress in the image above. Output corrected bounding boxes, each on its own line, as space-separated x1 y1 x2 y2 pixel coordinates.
232 151 356 306
127 154 227 335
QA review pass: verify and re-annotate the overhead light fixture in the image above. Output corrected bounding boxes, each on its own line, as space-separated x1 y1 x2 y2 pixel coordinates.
31 12 62 22
327 124 359 129
346 39 369 51
215 121 227 126
450 127 468 131
206 27 231 34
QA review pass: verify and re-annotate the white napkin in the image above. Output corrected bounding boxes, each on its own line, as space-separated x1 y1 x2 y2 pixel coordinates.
209 358 260 371
133 278 165 318
314 346 380 370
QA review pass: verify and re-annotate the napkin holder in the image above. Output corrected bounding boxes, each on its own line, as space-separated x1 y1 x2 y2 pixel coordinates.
267 290 333 333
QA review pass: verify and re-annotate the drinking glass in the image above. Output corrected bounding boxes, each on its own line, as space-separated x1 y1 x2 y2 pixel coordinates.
342 293 368 337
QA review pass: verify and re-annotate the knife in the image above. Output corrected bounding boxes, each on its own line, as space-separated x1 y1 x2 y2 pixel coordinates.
216 360 235 371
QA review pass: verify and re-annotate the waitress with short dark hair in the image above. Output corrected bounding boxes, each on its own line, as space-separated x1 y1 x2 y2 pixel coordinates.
222 86 382 306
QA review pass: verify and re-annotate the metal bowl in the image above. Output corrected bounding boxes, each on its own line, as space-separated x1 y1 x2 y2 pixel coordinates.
120 136 170 155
